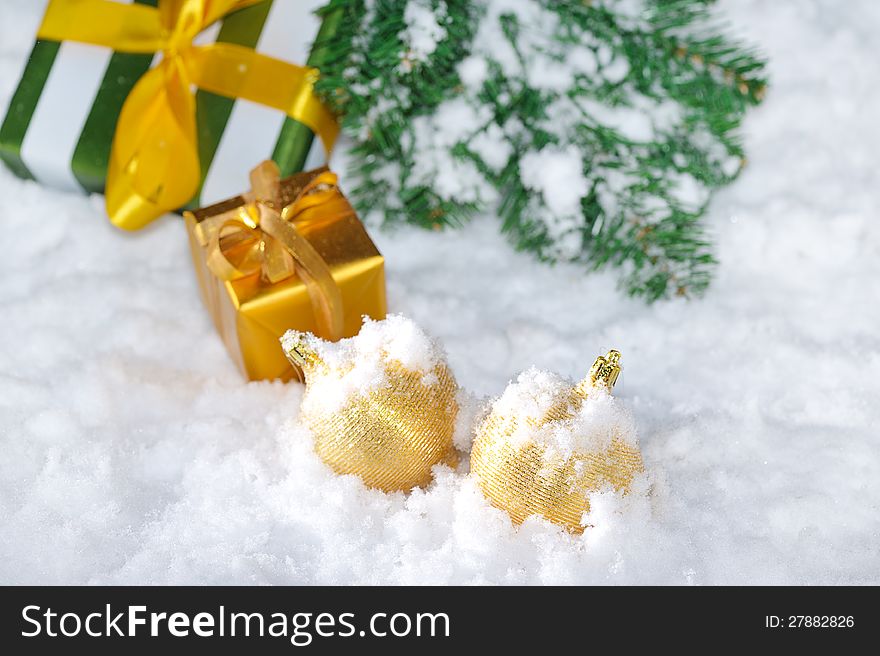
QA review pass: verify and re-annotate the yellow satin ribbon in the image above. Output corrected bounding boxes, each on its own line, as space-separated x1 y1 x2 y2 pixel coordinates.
193 161 347 341
37 0 339 230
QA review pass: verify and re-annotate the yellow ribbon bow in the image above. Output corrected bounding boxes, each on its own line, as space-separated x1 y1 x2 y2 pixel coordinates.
37 0 339 230
192 161 347 341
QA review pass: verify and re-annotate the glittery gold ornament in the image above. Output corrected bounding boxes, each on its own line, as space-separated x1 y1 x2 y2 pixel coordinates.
282 317 459 492
470 351 643 533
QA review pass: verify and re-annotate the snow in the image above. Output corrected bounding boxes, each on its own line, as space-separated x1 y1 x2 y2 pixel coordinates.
2 0 880 584
519 146 587 218
409 98 498 204
484 368 638 456
281 315 448 415
399 0 447 72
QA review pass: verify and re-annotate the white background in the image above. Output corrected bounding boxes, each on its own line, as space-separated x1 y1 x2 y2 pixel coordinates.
0 0 878 584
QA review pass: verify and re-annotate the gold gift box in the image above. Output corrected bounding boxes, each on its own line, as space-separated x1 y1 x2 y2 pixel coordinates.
184 167 386 381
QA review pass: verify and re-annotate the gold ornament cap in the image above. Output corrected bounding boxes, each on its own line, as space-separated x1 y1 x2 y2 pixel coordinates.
589 349 622 388
576 349 622 397
281 330 325 375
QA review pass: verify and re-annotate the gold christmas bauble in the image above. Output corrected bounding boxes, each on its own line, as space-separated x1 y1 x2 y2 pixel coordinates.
282 316 459 492
470 351 643 533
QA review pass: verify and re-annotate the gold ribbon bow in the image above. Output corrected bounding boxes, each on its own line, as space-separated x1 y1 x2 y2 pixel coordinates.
192 161 347 340
37 0 339 230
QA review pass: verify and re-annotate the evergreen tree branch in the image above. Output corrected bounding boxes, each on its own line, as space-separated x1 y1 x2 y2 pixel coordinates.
314 0 767 300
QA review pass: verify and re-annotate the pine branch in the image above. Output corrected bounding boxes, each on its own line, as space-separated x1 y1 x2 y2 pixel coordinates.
315 0 767 300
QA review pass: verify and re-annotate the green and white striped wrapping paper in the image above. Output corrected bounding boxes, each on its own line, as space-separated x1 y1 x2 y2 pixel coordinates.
0 0 336 211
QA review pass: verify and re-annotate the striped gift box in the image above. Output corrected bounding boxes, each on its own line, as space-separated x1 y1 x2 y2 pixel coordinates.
0 0 334 210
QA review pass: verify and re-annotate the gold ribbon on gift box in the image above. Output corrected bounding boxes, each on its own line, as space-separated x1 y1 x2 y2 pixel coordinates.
192 160 346 341
37 0 339 230
184 161 386 380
